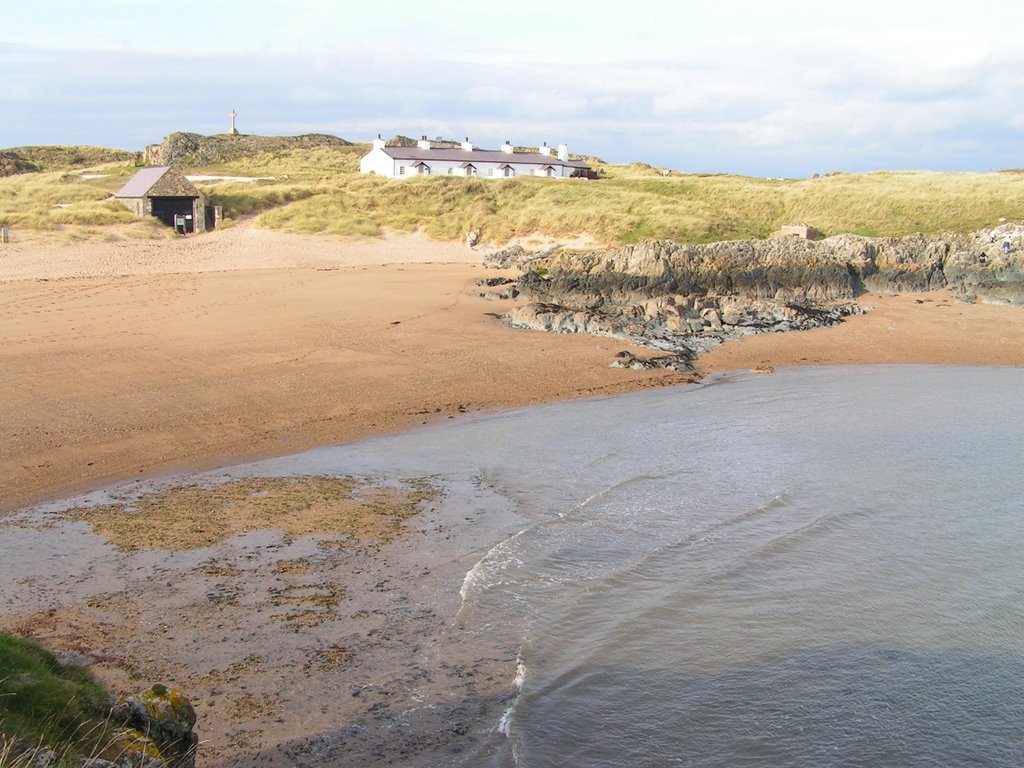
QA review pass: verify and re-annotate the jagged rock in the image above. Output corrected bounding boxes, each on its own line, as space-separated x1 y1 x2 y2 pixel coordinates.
507 303 620 337
519 231 1024 304
477 277 515 287
478 288 520 301
490 228 1024 361
483 245 532 270
110 685 197 768
701 308 724 331
142 132 351 167
608 350 694 372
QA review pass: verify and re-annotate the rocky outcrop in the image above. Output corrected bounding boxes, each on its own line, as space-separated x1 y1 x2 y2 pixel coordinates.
142 132 352 167
110 685 198 768
497 226 1024 365
476 276 520 300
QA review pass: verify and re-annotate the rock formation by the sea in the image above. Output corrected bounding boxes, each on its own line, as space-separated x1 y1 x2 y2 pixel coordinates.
109 685 198 768
486 226 1024 366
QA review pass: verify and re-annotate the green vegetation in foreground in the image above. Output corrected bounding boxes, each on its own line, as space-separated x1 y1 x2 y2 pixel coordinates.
0 633 115 765
3 136 1024 244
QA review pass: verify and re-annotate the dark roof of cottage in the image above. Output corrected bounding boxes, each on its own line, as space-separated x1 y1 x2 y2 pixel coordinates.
381 146 590 169
115 165 203 198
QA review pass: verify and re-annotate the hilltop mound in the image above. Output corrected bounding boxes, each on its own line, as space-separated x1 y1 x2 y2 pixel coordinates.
0 151 38 177
143 132 353 167
0 145 137 176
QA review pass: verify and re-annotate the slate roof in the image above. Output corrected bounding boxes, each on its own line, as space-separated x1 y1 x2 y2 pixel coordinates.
382 146 590 169
115 165 204 199
115 166 172 198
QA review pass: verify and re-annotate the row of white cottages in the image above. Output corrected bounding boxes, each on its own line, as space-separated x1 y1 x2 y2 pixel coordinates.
359 136 591 179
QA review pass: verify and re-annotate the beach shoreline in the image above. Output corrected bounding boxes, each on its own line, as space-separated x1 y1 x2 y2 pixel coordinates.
2 227 1024 512
2 229 1024 765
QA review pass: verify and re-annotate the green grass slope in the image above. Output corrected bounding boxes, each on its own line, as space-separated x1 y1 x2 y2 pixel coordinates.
0 634 114 765
3 136 1023 244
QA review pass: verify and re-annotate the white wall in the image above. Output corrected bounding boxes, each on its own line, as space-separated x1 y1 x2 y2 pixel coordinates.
360 150 574 179
358 148 395 176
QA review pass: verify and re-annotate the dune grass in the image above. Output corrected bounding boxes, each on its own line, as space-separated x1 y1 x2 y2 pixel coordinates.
255 162 1024 245
4 146 136 172
0 634 114 765
4 140 1024 244
0 163 139 229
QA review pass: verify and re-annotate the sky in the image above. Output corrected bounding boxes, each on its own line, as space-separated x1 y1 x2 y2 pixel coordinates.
2 0 1023 177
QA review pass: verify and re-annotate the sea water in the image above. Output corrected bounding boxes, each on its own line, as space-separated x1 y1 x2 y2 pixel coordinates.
257 365 1024 767
8 365 1023 766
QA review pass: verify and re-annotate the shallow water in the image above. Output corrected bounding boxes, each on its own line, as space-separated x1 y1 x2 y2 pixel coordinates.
4 365 1023 766
259 365 1024 766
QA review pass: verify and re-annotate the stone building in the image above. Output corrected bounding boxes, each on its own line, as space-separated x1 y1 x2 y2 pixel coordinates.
115 165 210 233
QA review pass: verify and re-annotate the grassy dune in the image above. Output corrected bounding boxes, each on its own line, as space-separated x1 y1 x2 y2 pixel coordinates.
3 139 1023 244
0 163 139 230
254 165 1024 244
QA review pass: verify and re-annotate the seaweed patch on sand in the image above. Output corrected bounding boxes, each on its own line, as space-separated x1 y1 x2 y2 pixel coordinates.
65 476 438 551
0 471 523 764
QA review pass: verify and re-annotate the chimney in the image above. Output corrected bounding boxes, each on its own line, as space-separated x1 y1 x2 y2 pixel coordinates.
501 139 514 154
557 143 569 161
372 133 385 151
417 135 431 150
538 142 552 157
461 136 474 151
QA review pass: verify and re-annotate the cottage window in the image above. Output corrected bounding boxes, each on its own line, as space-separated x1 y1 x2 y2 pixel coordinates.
399 166 405 175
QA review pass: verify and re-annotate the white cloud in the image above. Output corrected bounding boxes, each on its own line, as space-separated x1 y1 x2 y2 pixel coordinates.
287 86 338 104
463 86 509 105
5 6 1024 177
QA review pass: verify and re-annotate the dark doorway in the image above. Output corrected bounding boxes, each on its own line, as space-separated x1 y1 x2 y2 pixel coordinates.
151 196 196 233
204 205 221 232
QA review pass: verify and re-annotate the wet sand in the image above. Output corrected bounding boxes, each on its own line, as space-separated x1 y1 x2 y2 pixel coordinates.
0 473 525 766
2 227 1024 765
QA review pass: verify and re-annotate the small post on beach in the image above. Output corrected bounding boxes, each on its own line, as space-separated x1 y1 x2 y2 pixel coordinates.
1 226 8 244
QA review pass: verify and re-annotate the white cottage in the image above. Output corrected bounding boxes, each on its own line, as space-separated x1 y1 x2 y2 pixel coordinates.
359 136 591 179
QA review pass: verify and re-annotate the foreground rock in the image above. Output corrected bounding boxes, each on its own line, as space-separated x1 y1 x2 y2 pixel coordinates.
109 686 198 768
488 226 1024 364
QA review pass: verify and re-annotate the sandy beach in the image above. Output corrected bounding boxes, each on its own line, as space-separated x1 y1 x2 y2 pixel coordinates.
2 225 1024 765
0 224 686 513
3 225 1024 511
